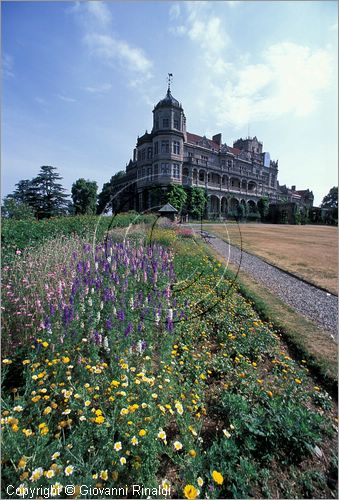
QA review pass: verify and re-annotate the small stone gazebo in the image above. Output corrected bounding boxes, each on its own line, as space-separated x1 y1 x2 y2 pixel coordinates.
158 203 178 222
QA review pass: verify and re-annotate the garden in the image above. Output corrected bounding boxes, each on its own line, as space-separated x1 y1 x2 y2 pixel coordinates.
1 215 338 499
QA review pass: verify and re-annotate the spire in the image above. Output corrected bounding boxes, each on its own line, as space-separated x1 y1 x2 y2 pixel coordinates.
167 73 173 94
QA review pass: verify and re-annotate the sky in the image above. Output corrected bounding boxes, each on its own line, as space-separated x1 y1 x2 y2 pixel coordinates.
2 0 338 206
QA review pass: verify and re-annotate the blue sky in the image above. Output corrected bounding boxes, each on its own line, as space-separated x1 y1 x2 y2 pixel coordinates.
2 0 338 205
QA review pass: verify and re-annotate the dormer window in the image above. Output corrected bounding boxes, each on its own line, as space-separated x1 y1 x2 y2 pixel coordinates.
163 118 169 128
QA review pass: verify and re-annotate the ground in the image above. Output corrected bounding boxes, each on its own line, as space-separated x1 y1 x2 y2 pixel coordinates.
200 224 338 295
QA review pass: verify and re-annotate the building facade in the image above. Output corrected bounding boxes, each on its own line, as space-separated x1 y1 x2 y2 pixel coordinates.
113 85 313 218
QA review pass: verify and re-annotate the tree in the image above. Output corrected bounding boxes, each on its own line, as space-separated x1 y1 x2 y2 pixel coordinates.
30 166 69 219
1 196 35 220
71 178 98 215
188 187 207 219
97 171 126 214
321 187 338 209
167 185 187 212
236 203 246 221
257 197 269 221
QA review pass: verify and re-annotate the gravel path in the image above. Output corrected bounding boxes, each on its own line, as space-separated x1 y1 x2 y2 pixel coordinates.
195 230 338 338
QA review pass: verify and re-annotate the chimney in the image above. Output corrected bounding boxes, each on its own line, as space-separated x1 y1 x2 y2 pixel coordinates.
212 133 222 145
292 185 296 191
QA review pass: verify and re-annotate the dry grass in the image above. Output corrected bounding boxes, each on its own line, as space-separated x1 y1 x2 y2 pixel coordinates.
203 241 338 392
204 223 338 295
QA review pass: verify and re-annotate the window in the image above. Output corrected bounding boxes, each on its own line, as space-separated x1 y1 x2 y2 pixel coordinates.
137 150 141 161
142 168 145 178
147 167 152 180
155 118 159 130
188 152 193 157
154 142 158 155
201 155 208 163
161 163 170 175
147 147 152 159
227 160 232 167
141 149 146 161
172 164 180 179
163 118 169 128
154 164 158 177
173 141 180 155
161 140 170 153
174 118 179 129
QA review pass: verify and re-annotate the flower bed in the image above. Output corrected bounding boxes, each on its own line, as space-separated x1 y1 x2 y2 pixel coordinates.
1 227 337 499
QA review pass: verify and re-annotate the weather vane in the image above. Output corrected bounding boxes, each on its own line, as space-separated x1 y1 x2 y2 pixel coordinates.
167 73 173 91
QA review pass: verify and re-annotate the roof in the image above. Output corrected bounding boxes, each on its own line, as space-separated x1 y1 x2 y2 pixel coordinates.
158 203 178 213
154 89 182 110
186 132 220 150
186 132 241 156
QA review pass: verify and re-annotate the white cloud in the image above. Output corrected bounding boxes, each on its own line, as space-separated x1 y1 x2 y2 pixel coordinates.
83 83 112 93
3 53 15 78
86 1 112 27
329 21 338 32
84 33 153 77
169 3 181 20
57 94 76 103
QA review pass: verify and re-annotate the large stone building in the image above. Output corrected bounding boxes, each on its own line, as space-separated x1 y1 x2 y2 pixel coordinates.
112 83 313 218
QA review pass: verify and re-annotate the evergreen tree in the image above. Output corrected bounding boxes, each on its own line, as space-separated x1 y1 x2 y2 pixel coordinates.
71 178 98 215
30 166 69 218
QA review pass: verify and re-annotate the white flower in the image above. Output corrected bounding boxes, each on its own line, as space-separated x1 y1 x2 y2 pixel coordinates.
223 429 231 439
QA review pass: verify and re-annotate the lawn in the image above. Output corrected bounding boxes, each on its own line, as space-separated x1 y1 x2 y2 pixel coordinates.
1 220 337 499
200 224 338 295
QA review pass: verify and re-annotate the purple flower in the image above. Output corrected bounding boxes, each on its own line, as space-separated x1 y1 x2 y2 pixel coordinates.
117 310 125 321
124 322 133 337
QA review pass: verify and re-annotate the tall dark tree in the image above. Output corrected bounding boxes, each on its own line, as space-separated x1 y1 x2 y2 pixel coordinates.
97 171 125 214
71 178 98 215
257 197 269 221
30 166 69 219
12 179 34 205
188 187 207 219
321 187 338 209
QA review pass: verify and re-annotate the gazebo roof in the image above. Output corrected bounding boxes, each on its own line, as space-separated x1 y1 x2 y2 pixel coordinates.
158 203 178 213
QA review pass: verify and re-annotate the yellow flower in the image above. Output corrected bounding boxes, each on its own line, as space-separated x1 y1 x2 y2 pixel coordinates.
40 426 49 435
114 442 122 451
157 429 166 440
294 378 302 384
45 469 55 479
2 359 12 365
183 484 199 499
64 465 74 476
18 457 27 469
131 436 139 446
43 406 52 415
84 400 91 407
139 429 146 437
197 477 204 487
120 457 126 465
100 470 108 481
212 470 224 485
30 467 44 481
22 428 33 437
51 452 60 460
173 440 183 451
95 415 105 424
23 360 30 365
42 342 49 348
266 391 273 398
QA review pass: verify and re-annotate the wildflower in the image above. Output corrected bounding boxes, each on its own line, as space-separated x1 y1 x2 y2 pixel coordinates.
197 477 204 487
18 457 27 469
43 406 52 415
79 416 86 421
266 391 273 397
173 441 183 451
2 359 12 365
62 409 71 415
139 429 146 437
45 469 55 479
64 465 74 476
212 470 224 485
30 467 44 481
17 485 27 497
294 378 302 384
114 442 122 451
62 357 70 364
84 400 91 407
22 428 33 437
189 449 197 457
42 342 49 348
100 470 108 481
183 484 199 499
95 415 105 424
120 457 127 465
51 483 63 497
131 436 139 446
51 452 60 460
158 429 167 441
223 429 231 438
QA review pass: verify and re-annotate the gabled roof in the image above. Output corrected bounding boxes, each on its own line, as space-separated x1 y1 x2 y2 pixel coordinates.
186 132 220 150
158 203 178 213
